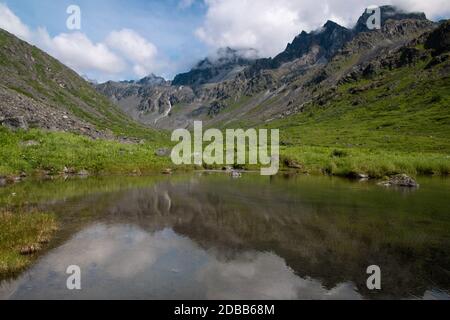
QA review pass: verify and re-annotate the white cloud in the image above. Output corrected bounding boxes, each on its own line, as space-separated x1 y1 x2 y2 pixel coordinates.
0 3 163 80
394 0 450 18
105 29 159 78
0 2 31 40
37 28 126 75
196 0 450 58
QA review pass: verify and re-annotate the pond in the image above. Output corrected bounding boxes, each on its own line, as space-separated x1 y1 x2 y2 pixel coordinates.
0 173 449 300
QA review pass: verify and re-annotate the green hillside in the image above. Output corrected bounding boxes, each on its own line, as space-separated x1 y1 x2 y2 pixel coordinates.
0 29 164 141
268 44 450 177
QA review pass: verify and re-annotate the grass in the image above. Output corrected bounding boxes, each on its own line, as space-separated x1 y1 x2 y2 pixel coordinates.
0 211 57 279
0 29 167 142
263 54 450 177
0 127 178 177
280 146 450 178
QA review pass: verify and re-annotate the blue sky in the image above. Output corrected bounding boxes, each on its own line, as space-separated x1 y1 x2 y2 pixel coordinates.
1 0 449 82
2 0 208 80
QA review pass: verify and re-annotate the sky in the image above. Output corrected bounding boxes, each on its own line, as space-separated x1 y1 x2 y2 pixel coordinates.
1 0 449 82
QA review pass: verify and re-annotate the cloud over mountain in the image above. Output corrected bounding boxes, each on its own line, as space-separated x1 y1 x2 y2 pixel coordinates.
196 0 450 57
105 29 159 78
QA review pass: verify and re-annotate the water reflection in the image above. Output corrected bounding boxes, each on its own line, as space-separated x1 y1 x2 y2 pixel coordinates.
1 174 449 299
2 225 363 300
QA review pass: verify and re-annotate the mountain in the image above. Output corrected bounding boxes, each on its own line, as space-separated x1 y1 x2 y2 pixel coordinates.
0 28 155 140
97 5 447 138
354 5 427 33
272 20 353 67
172 47 258 86
128 73 168 86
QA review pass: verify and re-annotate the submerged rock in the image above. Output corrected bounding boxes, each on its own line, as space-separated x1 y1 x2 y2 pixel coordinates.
78 170 90 177
378 174 419 188
231 171 242 178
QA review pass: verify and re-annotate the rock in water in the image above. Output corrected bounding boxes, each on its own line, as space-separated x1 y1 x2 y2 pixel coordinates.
78 170 89 177
378 174 419 188
231 171 242 178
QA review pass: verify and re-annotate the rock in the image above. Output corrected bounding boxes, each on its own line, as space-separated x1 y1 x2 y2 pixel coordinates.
378 174 419 188
20 244 42 255
231 171 242 178
425 20 450 55
1 116 29 130
425 53 449 69
155 148 171 157
284 159 303 169
63 167 77 175
78 170 89 176
162 168 173 175
347 172 369 180
0 177 6 187
20 140 40 147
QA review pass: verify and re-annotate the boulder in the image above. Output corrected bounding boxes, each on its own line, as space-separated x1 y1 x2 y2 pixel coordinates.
1 116 29 130
78 170 89 177
20 140 40 147
378 174 419 188
231 171 242 178
284 159 303 169
155 148 171 157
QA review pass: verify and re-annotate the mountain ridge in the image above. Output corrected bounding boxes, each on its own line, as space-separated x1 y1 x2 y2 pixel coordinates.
96 5 444 132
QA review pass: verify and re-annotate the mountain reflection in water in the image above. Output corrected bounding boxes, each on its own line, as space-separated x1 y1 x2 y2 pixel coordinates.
1 173 449 300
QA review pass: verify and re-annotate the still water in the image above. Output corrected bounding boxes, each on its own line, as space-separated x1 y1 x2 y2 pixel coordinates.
0 173 449 300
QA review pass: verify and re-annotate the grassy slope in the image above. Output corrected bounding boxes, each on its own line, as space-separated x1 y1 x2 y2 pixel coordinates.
265 51 450 177
1 28 449 179
0 29 165 141
0 29 176 177
0 128 176 176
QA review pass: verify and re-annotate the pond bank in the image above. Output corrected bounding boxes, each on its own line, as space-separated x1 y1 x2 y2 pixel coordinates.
0 211 57 280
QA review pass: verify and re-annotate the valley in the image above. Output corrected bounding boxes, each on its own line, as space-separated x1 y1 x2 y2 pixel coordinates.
0 3 449 301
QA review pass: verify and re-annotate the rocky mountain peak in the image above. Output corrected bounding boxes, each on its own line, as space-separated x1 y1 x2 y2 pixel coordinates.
136 74 167 86
323 20 343 30
172 47 257 86
273 20 352 66
354 5 427 33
